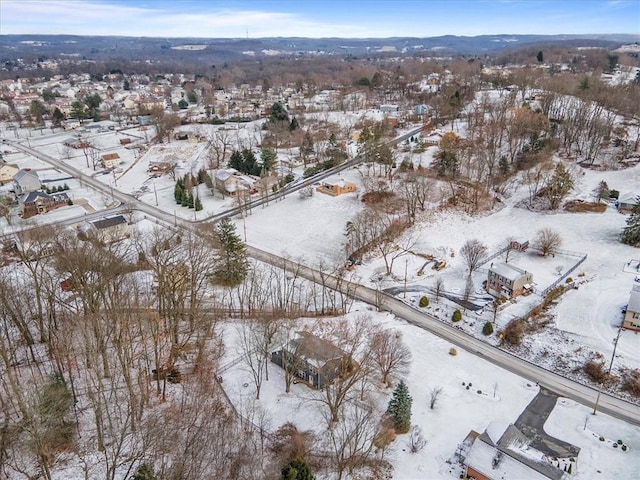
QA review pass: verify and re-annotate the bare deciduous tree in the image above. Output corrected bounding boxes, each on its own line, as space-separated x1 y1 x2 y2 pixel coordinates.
237 320 266 400
434 277 445 302
370 329 412 387
408 425 427 453
533 228 562 257
429 386 443 409
313 316 375 423
324 403 378 480
460 239 488 276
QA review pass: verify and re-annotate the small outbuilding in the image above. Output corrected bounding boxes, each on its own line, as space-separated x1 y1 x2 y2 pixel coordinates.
617 192 638 213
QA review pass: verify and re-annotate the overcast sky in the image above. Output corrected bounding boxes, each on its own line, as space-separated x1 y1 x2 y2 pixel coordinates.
1 0 639 38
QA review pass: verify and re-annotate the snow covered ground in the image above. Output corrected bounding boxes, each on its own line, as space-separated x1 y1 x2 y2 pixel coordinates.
220 309 640 479
2 110 640 478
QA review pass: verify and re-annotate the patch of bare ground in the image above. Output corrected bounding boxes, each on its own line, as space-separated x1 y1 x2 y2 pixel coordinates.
563 200 607 213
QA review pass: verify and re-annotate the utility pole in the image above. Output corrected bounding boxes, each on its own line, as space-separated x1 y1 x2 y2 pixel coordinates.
153 181 158 206
403 258 408 298
592 324 623 415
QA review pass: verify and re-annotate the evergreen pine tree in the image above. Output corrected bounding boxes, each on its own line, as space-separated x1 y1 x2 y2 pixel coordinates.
215 217 249 285
52 107 65 127
281 457 315 480
187 191 195 208
229 150 244 171
180 190 189 207
174 182 184 204
621 197 640 247
194 196 203 211
387 380 412 434
131 463 156 480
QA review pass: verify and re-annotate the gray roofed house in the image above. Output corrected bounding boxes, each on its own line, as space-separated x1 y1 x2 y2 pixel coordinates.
214 168 255 196
13 168 41 195
486 262 533 299
463 421 577 480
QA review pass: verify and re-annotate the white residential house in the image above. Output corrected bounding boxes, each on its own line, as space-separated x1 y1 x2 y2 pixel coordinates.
101 153 121 170
12 169 41 195
214 168 255 196
81 215 130 244
623 281 640 331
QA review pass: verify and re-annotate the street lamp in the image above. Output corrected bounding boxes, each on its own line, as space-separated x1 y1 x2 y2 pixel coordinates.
592 324 624 415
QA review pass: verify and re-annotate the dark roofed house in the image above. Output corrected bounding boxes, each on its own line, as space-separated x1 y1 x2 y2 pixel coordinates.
19 191 69 219
85 214 129 244
271 331 357 389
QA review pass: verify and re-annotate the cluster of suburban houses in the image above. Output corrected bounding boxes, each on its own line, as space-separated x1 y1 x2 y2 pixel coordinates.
1 167 69 219
0 68 443 131
211 167 357 198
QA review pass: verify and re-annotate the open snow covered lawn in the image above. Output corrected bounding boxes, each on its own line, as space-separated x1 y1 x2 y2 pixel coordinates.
239 167 366 267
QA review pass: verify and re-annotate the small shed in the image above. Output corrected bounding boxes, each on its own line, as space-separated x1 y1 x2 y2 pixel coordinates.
508 238 529 252
617 192 638 213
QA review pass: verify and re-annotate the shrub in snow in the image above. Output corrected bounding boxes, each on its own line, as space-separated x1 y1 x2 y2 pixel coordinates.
503 319 525 345
452 310 462 322
621 368 640 398
132 463 156 480
482 321 494 335
584 360 616 385
281 457 314 480
374 420 397 448
408 425 427 453
565 277 573 284
419 296 429 307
